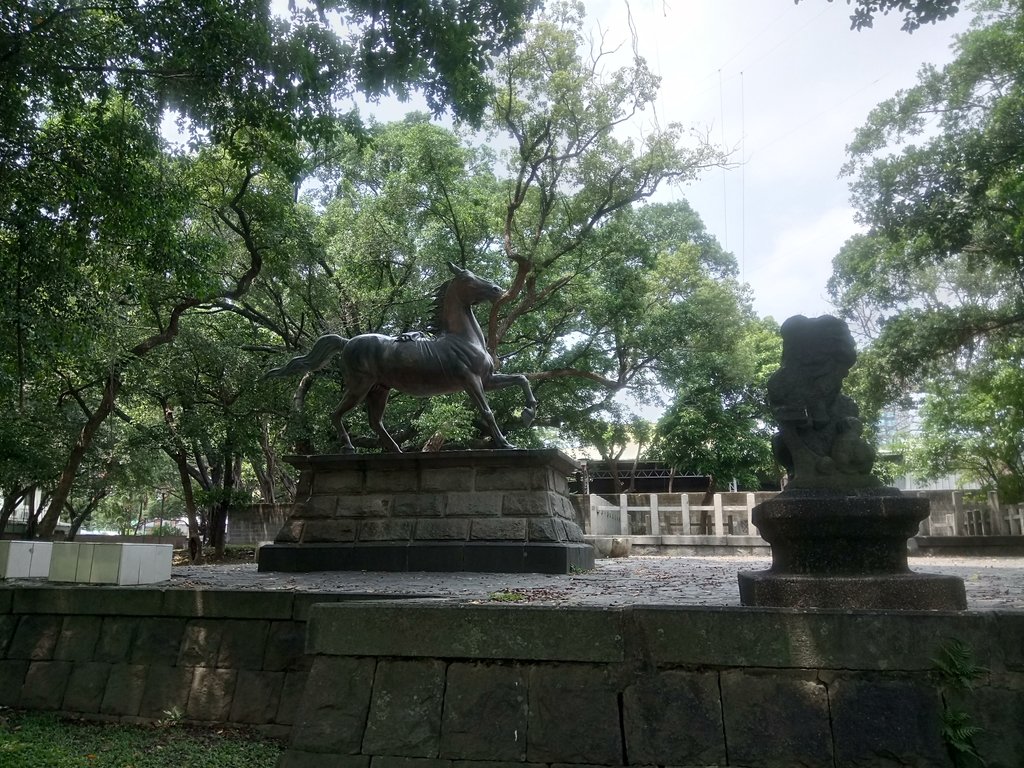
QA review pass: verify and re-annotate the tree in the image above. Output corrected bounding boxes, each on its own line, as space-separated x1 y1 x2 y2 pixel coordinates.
1 1 539 538
829 0 1024 499
799 0 962 31
910 341 1024 502
248 1 734 454
657 318 782 491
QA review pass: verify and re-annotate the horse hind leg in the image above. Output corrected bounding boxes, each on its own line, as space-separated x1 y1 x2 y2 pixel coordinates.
330 387 370 454
365 385 402 453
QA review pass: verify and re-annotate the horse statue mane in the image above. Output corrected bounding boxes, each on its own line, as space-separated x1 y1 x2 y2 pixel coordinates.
267 261 537 453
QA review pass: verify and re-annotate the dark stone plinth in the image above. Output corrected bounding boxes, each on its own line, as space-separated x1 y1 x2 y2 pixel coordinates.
258 542 595 575
738 489 967 610
258 450 594 575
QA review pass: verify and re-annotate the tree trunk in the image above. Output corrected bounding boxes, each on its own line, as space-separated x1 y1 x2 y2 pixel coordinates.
0 488 28 538
34 168 263 540
36 372 122 538
172 451 202 562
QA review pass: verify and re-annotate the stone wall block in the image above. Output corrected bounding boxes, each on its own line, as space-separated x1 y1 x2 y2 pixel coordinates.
527 519 564 543
446 492 504 517
995 613 1024 671
622 670 725 766
130 618 186 666
502 493 552 518
372 758 453 768
421 467 474 493
178 619 224 667
263 621 308 672
550 472 569 496
0 615 17 657
470 519 527 542
217 620 270 669
0 660 28 707
276 520 305 544
415 519 471 541
440 662 529 761
829 675 948 767
139 666 194 720
8 615 62 660
555 497 577 521
62 661 111 713
100 663 148 716
53 615 102 661
338 497 394 518
302 495 339 519
303 519 357 543
359 520 414 542
394 493 447 517
276 667 312 726
94 617 137 663
721 670 833 767
971 676 1024 768
526 664 622 765
187 667 238 722
19 660 73 710
559 520 585 543
230 669 285 724
291 656 375 753
315 471 364 494
282 754 370 768
476 468 547 492
363 659 447 758
365 471 419 494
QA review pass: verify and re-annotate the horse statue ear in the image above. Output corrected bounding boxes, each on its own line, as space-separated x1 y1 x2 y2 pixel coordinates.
447 261 466 276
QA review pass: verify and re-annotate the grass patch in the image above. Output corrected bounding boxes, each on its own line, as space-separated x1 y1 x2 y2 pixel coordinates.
0 709 283 768
488 590 526 602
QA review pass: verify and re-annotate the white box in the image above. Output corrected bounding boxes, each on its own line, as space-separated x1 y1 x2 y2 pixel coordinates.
0 541 53 579
48 542 172 585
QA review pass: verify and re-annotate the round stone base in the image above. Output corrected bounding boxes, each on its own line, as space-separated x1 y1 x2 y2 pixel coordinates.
737 570 967 610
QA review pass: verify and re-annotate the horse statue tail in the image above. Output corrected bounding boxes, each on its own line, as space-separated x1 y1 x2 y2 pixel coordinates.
265 334 348 378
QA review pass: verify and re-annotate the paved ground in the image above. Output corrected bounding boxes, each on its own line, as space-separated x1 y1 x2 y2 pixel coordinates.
169 554 1024 609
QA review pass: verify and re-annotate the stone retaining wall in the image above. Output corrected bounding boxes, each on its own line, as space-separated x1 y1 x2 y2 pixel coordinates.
285 602 1024 768
4 586 1023 767
0 585 402 737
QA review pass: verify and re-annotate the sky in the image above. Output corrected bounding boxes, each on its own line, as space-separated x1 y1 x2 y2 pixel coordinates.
578 0 972 323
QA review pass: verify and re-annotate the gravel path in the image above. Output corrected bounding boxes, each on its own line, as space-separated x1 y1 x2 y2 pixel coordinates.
168 555 1024 609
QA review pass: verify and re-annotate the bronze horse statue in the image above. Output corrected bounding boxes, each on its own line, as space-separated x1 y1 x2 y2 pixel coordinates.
267 262 537 452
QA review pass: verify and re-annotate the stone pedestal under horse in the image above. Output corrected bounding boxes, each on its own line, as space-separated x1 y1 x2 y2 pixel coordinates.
267 262 537 452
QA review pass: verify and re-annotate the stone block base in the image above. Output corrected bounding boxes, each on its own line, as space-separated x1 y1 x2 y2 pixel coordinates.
261 450 591 575
258 542 595 575
737 570 968 610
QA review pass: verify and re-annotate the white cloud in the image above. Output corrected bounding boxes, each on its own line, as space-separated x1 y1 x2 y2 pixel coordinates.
746 206 862 323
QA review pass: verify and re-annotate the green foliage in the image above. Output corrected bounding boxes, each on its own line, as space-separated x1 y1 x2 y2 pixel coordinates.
413 397 479 447
798 0 963 31
830 1 1024 500
0 710 281 768
657 317 782 490
932 639 988 766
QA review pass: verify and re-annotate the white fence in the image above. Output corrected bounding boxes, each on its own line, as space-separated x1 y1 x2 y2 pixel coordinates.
585 493 1024 541
915 490 1024 536
586 493 761 538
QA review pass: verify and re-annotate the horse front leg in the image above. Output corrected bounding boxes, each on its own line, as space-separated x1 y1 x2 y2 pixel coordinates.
464 377 515 450
484 373 538 427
